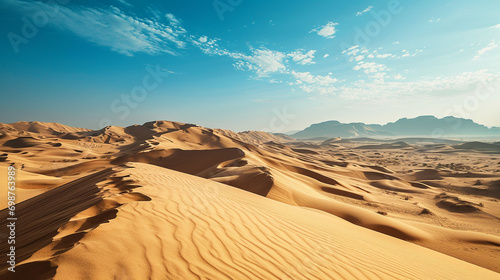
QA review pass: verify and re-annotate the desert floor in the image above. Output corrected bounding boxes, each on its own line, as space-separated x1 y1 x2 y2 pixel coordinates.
1 121 499 279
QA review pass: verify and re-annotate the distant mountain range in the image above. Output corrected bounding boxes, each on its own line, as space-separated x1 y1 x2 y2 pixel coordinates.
291 116 500 139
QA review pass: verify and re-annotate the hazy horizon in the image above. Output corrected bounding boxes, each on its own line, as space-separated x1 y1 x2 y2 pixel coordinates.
4 114 500 135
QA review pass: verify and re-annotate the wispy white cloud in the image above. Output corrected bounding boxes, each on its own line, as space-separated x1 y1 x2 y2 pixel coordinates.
289 67 499 100
5 0 187 56
323 54 330 58
191 35 322 78
284 44 500 98
310 22 339 39
376 53 394 58
235 49 287 76
428 17 441 23
292 71 337 86
190 37 289 77
190 33 341 93
291 71 338 95
473 41 498 60
288 49 316 65
117 0 132 7
393 74 404 80
491 24 500 29
354 55 364 61
356 6 373 16
344 45 421 62
339 70 499 99
340 45 423 86
353 61 387 74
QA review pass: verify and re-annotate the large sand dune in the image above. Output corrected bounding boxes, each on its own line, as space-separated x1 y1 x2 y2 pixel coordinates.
1 121 499 279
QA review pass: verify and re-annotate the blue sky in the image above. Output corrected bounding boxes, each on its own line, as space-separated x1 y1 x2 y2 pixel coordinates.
1 0 499 132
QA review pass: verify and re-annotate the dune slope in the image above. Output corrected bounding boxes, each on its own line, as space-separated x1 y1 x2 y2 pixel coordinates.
3 163 499 279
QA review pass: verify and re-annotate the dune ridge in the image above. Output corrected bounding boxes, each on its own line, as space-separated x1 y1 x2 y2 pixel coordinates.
2 163 498 279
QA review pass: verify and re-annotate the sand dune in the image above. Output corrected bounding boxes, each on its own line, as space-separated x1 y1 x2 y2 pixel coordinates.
214 129 294 145
0 166 64 209
454 142 500 153
3 137 47 148
1 164 498 279
1 120 500 279
355 141 413 150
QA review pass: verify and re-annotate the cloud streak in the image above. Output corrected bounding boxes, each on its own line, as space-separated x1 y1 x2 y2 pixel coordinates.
473 41 498 60
5 0 187 56
191 36 321 78
428 17 441 23
356 6 373 16
339 70 499 99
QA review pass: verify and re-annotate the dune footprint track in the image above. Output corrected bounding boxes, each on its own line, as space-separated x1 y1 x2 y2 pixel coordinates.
0 167 151 280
